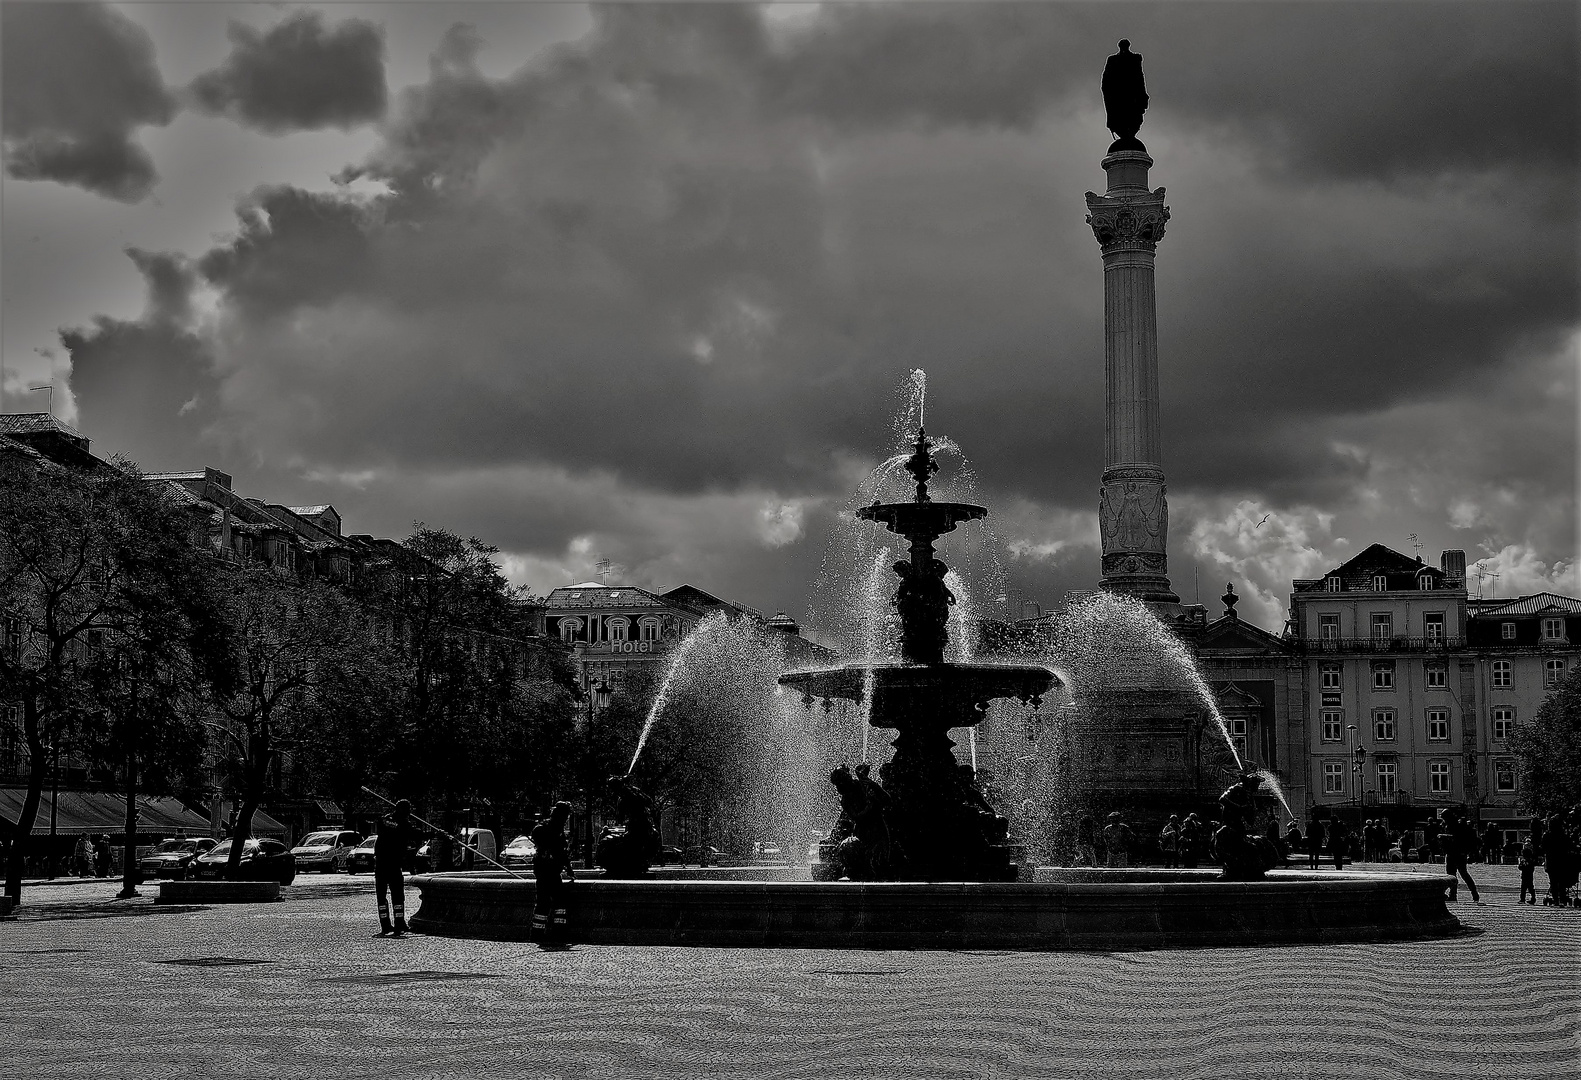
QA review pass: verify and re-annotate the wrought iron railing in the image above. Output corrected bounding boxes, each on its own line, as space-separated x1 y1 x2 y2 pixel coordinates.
1298 636 1466 654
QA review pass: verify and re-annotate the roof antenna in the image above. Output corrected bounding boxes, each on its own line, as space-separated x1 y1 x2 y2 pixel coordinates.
1407 533 1423 562
595 557 613 584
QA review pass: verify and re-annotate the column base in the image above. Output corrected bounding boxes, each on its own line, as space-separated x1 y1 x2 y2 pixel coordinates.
1098 575 1180 606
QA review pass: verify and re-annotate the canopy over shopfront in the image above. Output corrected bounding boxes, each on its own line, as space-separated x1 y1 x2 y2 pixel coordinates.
0 788 281 839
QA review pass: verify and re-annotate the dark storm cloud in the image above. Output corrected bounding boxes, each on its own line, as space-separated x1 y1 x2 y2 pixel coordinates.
64 249 222 474
187 12 387 133
57 3 1578 613
1 2 175 201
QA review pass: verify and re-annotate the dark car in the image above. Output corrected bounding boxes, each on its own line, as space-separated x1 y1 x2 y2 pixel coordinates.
137 837 217 881
345 835 378 874
192 838 296 884
656 845 683 865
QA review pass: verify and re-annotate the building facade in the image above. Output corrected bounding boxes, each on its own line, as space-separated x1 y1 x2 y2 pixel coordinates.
1465 592 1581 830
1290 544 1477 828
544 581 827 695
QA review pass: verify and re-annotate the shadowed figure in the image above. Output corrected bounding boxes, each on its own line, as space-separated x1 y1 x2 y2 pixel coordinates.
828 765 895 880
1212 773 1280 881
596 774 661 879
1102 39 1149 148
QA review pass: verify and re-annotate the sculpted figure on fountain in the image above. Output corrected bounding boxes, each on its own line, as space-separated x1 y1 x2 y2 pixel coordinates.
1211 773 1280 881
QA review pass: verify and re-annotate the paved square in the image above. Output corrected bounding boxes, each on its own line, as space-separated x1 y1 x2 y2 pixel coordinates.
3 864 1576 1080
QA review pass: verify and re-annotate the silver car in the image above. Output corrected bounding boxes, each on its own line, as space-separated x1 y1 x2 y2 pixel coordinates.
289 829 362 873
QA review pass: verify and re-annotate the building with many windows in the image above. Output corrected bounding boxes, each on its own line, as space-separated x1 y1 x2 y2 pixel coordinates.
544 581 829 695
1290 544 1471 827
1465 592 1581 832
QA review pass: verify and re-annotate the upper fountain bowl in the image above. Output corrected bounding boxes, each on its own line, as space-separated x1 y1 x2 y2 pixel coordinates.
780 661 1058 729
857 500 986 538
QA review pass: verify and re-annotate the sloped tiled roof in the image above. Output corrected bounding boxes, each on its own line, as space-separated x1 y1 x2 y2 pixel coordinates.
0 412 84 439
1472 593 1581 618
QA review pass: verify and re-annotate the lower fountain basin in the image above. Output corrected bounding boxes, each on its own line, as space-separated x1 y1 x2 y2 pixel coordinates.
409 869 1458 950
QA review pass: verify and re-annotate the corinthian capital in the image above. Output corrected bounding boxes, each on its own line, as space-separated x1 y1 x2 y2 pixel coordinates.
1084 188 1169 250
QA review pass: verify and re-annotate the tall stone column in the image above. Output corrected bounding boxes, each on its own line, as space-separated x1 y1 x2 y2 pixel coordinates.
1086 148 1178 605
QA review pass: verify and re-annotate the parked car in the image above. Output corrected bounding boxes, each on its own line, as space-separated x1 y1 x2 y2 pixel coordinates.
499 834 537 870
192 838 296 884
290 830 362 873
137 837 217 881
656 845 683 864
345 835 378 874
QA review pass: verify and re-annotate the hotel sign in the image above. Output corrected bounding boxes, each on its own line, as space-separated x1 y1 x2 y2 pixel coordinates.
581 640 661 655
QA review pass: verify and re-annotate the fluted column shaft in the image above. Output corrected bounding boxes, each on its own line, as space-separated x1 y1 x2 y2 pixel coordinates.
1085 150 1178 604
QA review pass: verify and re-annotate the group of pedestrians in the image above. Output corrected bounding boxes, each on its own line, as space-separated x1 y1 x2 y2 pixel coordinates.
69 834 113 878
1522 808 1578 907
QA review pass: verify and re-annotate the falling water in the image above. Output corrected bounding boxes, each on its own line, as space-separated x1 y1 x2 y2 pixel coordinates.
628 611 726 774
968 727 978 772
1254 768 1295 822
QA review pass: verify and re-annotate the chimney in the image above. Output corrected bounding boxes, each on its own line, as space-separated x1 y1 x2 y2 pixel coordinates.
204 467 233 490
1440 549 1466 585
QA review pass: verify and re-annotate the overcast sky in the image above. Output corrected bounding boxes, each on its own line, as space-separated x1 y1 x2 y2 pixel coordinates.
3 1 1576 631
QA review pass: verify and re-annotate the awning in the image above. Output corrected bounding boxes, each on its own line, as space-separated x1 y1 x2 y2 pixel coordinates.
0 788 210 837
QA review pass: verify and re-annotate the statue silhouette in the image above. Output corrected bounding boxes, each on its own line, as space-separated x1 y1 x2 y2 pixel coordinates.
1102 39 1149 148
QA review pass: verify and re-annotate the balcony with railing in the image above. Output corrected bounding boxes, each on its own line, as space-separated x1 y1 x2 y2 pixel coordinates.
1298 635 1467 655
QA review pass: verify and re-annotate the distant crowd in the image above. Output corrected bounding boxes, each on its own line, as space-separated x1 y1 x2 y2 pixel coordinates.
1070 805 1580 908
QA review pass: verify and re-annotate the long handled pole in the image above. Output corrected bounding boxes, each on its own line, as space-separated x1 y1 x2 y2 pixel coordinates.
360 786 527 880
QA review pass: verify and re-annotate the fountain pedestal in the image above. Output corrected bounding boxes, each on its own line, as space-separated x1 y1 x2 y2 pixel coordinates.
781 430 1057 883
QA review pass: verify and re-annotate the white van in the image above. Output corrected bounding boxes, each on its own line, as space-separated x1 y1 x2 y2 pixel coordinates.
457 828 497 868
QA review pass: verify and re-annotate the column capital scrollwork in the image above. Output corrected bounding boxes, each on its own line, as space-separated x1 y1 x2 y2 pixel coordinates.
1084 188 1169 251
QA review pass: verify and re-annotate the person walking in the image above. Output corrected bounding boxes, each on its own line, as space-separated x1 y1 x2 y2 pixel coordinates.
1102 812 1133 868
1074 813 1097 868
1158 815 1182 869
93 835 112 877
1284 821 1303 865
1541 814 1574 906
73 835 93 878
531 802 576 949
1306 816 1325 870
1328 819 1348 871
374 800 414 937
1518 835 1540 905
1437 809 1482 904
1179 813 1204 869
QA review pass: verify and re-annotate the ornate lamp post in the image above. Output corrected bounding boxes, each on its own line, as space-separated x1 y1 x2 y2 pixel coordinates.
1352 741 1368 859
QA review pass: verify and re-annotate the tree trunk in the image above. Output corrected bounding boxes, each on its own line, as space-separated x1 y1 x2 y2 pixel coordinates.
118 743 139 898
4 696 46 902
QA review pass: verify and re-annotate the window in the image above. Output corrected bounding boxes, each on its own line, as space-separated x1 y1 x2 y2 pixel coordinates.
1321 710 1344 742
1492 660 1512 688
1541 617 1565 642
1321 664 1342 690
1319 614 1340 641
1494 759 1516 793
1371 613 1392 641
1376 761 1397 796
638 617 662 642
1323 761 1346 794
1425 662 1447 689
1227 716 1248 762
1372 661 1395 690
1372 575 1389 591
1545 659 1566 688
557 617 583 643
606 617 630 643
1429 761 1451 794
1426 708 1450 742
1373 708 1396 742
1325 577 1341 592
1417 573 1434 591
1424 612 1445 645
1501 622 1516 641
1492 707 1515 742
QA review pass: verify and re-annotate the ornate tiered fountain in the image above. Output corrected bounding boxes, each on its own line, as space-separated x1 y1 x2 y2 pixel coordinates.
408 420 1460 950
780 429 1056 881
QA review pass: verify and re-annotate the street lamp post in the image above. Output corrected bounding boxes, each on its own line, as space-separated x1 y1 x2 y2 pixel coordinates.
47 741 59 879
583 677 613 867
1352 739 1368 862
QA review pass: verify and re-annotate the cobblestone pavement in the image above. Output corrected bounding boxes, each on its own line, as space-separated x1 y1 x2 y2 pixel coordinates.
2 864 1577 1080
